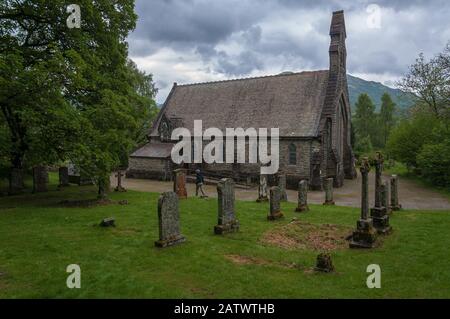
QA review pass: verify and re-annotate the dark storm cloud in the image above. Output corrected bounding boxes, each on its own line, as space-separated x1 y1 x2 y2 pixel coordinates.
128 0 450 102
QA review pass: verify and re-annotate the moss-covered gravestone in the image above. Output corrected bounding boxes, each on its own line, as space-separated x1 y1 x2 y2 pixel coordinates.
173 169 187 199
295 180 309 212
32 166 48 193
268 186 284 220
323 178 335 205
155 192 186 248
214 178 239 234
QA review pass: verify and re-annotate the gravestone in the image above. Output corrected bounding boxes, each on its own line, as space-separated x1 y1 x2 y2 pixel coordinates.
390 175 402 211
256 174 269 202
381 181 392 215
58 167 70 187
155 192 186 248
114 170 126 192
173 169 187 199
32 166 48 193
277 173 288 201
295 180 309 212
214 178 239 234
268 186 284 220
350 158 377 248
314 253 334 273
370 153 391 234
323 178 335 205
68 163 94 185
99 218 115 227
8 168 24 195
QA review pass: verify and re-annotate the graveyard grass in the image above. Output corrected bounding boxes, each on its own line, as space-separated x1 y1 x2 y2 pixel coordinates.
1 175 450 298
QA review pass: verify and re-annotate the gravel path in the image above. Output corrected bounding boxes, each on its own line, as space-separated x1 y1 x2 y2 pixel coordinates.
114 172 450 210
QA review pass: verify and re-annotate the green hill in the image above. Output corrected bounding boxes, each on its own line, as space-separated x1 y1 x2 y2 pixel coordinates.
347 74 414 112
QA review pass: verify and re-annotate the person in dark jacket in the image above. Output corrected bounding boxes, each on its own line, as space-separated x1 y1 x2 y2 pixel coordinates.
195 169 207 197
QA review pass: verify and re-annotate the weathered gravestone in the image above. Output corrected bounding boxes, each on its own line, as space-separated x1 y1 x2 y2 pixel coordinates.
32 166 48 193
277 173 288 201
155 192 186 248
268 186 284 220
370 153 391 234
214 178 239 234
323 178 335 205
295 180 309 212
349 158 377 248
256 174 269 202
99 217 115 227
68 163 94 186
58 167 70 188
114 170 126 192
390 174 402 211
381 181 392 215
314 253 334 273
173 169 187 199
8 168 24 195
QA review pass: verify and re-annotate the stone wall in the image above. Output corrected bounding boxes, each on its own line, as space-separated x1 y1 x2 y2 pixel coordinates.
127 157 171 180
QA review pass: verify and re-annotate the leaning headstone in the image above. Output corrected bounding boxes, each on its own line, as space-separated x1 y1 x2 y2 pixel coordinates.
58 167 70 187
323 178 335 205
370 153 391 234
277 173 288 201
114 170 126 192
8 168 24 195
256 174 269 202
32 166 48 193
173 169 187 199
314 253 334 273
214 178 239 234
350 158 377 248
268 186 284 220
295 180 309 212
155 192 186 247
390 175 402 211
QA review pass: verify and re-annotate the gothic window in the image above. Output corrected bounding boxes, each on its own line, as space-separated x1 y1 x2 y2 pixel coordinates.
288 143 297 165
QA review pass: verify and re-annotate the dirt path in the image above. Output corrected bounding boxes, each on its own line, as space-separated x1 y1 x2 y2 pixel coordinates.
114 173 450 210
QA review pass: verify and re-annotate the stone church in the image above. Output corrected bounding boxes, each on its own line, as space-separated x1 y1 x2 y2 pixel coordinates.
127 10 357 189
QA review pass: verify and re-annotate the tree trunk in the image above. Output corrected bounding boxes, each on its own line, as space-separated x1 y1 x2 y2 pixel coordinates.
97 176 110 200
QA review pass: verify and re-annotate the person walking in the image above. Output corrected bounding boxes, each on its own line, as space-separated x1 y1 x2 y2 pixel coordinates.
195 169 207 197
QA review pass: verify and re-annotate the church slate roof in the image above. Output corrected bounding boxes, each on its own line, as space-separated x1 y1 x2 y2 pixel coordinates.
150 70 329 138
130 142 173 158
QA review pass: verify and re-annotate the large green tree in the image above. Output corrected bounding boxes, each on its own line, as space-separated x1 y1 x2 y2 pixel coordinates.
0 1 157 197
353 93 377 148
379 93 397 146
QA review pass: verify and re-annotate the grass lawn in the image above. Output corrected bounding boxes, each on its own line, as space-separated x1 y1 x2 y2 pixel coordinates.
0 175 450 298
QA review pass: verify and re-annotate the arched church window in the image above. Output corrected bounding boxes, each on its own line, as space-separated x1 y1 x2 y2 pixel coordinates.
289 143 297 165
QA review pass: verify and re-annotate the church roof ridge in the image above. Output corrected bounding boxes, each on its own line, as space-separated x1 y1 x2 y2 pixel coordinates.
177 70 329 87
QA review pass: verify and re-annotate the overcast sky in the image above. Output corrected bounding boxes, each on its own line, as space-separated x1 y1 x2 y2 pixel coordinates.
127 0 450 103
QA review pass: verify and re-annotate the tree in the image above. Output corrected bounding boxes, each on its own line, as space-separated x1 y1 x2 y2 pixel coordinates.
379 93 397 146
386 111 437 169
397 44 450 121
0 1 158 198
353 93 377 149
